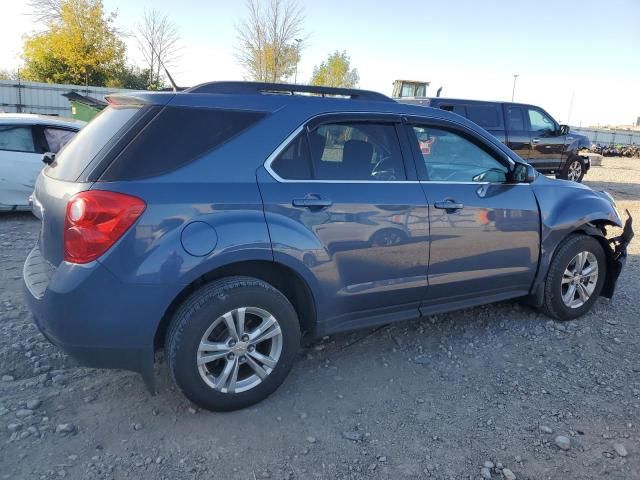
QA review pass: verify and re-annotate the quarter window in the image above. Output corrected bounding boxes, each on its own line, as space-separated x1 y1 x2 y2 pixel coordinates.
0 126 35 153
43 128 76 153
411 126 508 183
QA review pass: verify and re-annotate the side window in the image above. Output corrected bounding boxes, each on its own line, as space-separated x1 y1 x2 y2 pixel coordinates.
465 105 500 128
527 108 556 133
411 126 508 183
310 123 406 181
506 106 525 130
270 133 312 180
439 105 466 116
0 126 36 153
43 128 77 154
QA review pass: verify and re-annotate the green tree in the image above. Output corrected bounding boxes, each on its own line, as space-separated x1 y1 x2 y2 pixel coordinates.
235 0 306 83
21 0 126 86
107 66 153 90
310 51 359 88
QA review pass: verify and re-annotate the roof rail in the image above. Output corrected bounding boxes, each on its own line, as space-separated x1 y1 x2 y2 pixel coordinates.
186 81 394 102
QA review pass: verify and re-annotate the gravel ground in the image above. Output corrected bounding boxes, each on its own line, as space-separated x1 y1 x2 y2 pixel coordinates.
1 157 638 480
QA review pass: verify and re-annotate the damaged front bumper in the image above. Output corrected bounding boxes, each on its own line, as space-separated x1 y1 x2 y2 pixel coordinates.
602 210 634 298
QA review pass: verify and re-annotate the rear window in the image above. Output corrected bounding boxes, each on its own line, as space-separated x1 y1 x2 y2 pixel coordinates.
46 106 140 181
465 105 500 128
101 107 266 180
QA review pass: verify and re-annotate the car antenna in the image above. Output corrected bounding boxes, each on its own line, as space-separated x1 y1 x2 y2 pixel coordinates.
152 45 181 92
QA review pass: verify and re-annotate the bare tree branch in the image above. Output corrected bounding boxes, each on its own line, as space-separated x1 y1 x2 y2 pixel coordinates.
136 8 181 89
235 0 306 83
27 0 63 24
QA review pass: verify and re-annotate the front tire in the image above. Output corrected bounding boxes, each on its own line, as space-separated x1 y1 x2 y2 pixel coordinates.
540 235 606 321
166 276 301 411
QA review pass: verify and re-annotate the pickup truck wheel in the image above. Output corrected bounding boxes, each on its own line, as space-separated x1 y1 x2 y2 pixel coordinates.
541 235 606 321
165 276 301 411
558 157 585 182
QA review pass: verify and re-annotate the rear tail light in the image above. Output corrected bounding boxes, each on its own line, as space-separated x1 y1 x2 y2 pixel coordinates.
64 190 146 264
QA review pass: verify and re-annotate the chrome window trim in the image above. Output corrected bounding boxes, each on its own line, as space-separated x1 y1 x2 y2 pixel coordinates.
263 112 525 185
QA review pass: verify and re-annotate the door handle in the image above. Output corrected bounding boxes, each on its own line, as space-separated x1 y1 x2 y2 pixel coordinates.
434 199 464 212
292 197 332 209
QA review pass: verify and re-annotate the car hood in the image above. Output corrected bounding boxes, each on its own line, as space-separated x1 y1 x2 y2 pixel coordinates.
569 131 591 147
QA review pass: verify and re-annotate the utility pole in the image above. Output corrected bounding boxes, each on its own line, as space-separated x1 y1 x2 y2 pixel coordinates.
294 38 302 84
511 74 519 101
567 91 575 126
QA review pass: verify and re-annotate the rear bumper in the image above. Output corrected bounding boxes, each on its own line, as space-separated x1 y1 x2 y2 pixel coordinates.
23 246 177 390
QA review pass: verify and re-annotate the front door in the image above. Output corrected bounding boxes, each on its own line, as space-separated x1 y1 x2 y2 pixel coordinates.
526 106 566 171
405 120 540 310
258 114 430 331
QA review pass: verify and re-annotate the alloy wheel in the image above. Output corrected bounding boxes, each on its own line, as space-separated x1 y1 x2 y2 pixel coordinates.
197 307 283 393
561 251 598 308
567 160 582 181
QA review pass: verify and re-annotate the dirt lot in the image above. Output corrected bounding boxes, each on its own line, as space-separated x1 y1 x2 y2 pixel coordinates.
1 158 639 480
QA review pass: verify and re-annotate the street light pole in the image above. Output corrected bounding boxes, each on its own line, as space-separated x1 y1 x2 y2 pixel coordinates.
294 38 302 84
511 74 519 101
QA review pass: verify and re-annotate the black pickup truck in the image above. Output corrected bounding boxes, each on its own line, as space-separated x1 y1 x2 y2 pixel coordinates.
399 97 591 182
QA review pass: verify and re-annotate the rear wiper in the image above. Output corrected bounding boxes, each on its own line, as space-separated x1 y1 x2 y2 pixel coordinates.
42 152 56 165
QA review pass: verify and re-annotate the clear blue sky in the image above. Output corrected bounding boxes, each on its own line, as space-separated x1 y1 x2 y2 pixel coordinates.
2 0 639 126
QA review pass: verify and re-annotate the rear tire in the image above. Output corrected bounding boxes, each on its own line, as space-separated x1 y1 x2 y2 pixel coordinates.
540 235 606 321
165 276 301 411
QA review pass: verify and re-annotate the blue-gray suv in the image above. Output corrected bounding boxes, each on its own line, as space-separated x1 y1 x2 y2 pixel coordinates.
23 82 633 411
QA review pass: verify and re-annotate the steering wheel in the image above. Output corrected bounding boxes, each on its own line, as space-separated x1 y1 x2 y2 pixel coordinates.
372 156 397 181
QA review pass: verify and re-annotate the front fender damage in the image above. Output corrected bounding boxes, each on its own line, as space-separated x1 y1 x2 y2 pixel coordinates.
601 210 634 298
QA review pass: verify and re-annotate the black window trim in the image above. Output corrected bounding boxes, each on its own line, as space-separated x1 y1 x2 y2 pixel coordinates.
265 112 418 184
402 116 519 184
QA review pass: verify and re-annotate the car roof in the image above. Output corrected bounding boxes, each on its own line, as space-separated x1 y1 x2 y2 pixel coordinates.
108 85 465 120
426 97 537 109
0 113 84 129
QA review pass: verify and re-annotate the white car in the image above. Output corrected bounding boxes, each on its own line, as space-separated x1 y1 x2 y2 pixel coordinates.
0 114 84 211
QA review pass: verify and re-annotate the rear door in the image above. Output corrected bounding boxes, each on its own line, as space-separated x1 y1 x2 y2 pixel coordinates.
525 106 566 170
258 113 430 331
404 118 540 310
0 124 43 208
504 105 531 160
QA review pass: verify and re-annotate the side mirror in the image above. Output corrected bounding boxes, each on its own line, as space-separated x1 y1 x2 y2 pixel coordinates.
42 152 56 165
558 124 570 136
512 163 537 183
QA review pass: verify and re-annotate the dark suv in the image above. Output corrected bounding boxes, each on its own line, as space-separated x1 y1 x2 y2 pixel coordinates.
399 97 591 182
24 82 632 411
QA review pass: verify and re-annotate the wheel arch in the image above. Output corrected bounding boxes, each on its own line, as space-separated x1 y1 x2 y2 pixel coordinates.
153 260 318 351
527 218 621 306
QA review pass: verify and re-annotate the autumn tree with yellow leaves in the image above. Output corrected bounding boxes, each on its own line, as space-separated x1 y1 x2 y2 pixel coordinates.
22 0 127 86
